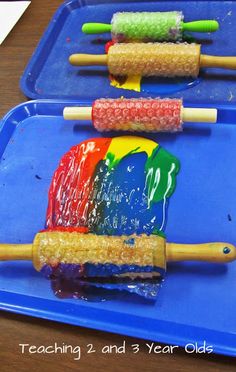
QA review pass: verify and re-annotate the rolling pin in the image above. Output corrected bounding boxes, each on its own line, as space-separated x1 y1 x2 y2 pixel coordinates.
82 11 219 42
69 43 236 77
0 231 235 279
63 98 217 133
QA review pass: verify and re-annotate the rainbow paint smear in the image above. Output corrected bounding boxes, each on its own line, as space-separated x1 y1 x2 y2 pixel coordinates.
44 136 180 300
46 136 180 236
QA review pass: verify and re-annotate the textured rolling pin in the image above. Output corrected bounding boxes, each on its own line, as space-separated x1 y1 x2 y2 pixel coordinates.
0 231 235 279
82 11 219 42
69 43 236 77
63 98 217 133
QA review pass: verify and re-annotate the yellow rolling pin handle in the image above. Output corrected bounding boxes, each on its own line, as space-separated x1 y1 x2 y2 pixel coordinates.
0 244 33 261
166 242 236 263
200 55 236 70
69 54 108 66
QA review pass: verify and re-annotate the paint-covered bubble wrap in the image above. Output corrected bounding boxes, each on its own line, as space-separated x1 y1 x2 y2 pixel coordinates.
92 98 183 132
108 43 201 77
111 11 183 42
40 240 163 301
50 274 161 300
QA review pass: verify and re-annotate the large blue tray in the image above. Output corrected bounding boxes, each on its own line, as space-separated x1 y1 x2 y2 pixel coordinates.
21 0 236 104
0 100 236 356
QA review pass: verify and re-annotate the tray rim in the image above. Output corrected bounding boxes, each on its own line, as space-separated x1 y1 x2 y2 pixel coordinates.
1 290 236 357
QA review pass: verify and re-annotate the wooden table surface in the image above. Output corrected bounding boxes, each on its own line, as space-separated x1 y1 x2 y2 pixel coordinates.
0 1 235 371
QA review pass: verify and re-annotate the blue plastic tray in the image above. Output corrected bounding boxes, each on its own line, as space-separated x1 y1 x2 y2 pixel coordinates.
21 0 236 103
0 100 236 356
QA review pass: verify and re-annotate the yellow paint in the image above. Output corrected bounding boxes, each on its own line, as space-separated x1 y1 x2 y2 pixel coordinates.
105 136 159 169
110 74 141 92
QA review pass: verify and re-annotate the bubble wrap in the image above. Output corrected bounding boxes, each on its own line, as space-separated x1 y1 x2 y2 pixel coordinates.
77 279 161 299
92 98 183 132
41 262 165 279
52 276 162 300
33 231 166 274
111 11 183 42
108 43 201 77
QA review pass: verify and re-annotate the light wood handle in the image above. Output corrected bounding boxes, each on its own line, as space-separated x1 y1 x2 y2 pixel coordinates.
182 107 217 123
63 106 217 124
63 107 92 120
0 244 33 261
69 54 108 66
200 55 236 70
166 242 236 263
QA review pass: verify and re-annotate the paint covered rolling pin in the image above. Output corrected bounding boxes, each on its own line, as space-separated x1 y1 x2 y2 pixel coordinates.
82 11 219 42
63 98 217 132
69 43 236 77
0 231 235 279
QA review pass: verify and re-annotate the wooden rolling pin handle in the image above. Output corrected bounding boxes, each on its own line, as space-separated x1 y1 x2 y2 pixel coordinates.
182 107 217 123
63 107 92 120
63 106 217 124
200 55 236 70
69 54 108 66
166 242 236 263
0 244 32 261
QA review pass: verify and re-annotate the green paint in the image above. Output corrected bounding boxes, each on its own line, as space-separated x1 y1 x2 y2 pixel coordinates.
144 147 180 207
106 146 141 171
152 228 166 238
106 143 180 209
94 137 180 236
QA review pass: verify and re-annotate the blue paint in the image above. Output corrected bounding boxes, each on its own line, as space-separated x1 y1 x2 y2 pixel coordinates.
44 262 164 301
141 76 201 96
124 238 135 245
52 276 161 300
41 263 165 279
89 152 168 235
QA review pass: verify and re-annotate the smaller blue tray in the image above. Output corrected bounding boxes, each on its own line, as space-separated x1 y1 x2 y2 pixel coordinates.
0 100 236 356
20 0 236 104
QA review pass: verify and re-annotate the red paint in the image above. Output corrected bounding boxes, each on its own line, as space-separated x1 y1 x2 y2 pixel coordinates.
46 138 112 229
105 40 114 54
42 226 89 233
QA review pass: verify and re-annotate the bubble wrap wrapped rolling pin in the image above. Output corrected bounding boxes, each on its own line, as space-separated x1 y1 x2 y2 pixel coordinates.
0 231 235 279
82 11 219 42
69 43 236 77
63 98 217 133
